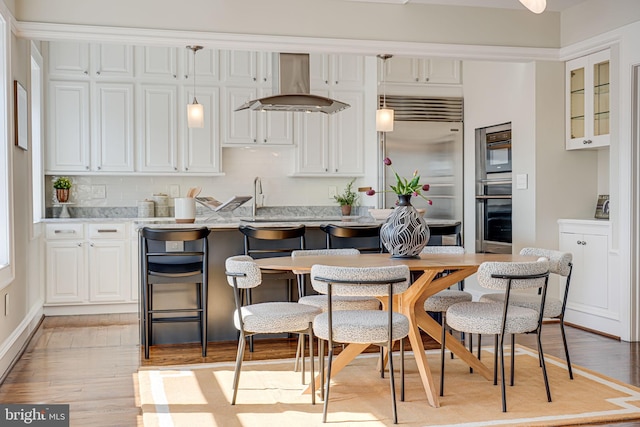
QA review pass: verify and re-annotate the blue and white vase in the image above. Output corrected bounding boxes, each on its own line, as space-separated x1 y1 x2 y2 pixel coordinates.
380 195 430 258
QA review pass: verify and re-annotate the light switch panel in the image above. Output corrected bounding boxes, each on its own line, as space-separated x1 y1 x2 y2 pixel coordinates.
516 174 528 190
91 185 106 199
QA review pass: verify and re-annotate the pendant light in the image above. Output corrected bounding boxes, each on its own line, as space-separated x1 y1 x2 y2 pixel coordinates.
187 45 204 128
376 54 394 132
519 0 546 14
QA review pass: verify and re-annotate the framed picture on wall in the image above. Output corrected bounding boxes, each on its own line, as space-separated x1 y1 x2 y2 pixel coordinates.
14 80 28 151
594 194 610 219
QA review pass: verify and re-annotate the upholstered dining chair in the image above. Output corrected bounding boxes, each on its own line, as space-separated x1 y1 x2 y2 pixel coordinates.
225 255 322 405
311 264 411 424
238 224 306 351
291 248 380 381
446 258 551 413
421 245 472 396
480 247 574 378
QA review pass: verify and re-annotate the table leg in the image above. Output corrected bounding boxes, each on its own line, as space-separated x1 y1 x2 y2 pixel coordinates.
302 342 369 394
414 308 492 380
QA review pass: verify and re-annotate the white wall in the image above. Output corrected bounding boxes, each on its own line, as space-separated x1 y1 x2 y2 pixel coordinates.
561 0 640 47
16 0 562 50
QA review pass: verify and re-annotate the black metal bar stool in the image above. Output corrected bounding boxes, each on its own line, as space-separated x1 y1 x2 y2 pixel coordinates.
140 227 210 359
320 223 383 253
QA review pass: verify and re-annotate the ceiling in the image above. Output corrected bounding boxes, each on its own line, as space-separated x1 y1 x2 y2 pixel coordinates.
343 0 587 12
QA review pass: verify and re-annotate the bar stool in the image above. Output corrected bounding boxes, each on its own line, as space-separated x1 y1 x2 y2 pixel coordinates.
238 224 306 351
140 227 210 359
320 223 383 253
427 222 462 246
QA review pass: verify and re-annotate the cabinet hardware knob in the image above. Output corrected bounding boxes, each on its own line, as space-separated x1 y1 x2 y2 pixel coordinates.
253 77 257 81
90 243 94 247
325 80 328 85
582 240 587 245
96 71 101 75
263 78 267 82
263 139 267 143
415 78 419 82
86 166 90 170
185 167 188 171
185 75 188 79
425 77 430 82
325 168 328 172
97 166 101 170
253 139 257 143
77 243 82 247
174 167 178 171
335 81 338 85
84 71 88 75
335 168 338 172
173 74 177 79
583 139 593 144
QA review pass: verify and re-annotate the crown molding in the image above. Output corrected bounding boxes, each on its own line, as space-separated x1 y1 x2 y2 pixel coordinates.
16 21 560 62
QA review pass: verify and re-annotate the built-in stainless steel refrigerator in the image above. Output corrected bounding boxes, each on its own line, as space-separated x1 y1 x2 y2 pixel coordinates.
379 120 464 221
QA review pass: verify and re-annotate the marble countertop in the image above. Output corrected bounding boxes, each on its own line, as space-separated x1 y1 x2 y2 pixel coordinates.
42 215 462 230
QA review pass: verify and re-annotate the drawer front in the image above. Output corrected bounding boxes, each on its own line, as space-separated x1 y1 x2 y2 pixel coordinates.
88 223 127 239
45 223 85 240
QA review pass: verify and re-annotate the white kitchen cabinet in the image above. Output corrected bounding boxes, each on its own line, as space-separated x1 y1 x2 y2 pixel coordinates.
183 47 220 82
136 46 179 80
295 90 364 176
45 223 133 313
48 41 90 78
93 83 135 172
222 86 294 146
45 223 86 304
183 86 222 172
46 81 91 172
138 84 178 172
221 50 272 85
92 44 134 78
87 224 129 303
383 57 461 85
566 50 610 150
558 219 617 336
310 54 365 89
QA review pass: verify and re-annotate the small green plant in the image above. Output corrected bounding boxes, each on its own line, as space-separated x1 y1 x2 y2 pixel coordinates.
334 178 358 206
53 176 72 190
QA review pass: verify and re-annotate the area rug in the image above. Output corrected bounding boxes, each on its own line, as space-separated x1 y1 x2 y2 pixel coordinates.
136 346 640 426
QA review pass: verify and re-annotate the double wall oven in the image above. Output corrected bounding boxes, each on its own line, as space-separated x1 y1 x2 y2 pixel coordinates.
476 123 512 254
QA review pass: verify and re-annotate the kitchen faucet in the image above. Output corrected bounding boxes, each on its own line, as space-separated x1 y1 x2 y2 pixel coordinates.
253 177 262 217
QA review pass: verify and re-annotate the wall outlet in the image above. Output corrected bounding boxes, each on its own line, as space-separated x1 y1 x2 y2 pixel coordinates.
328 186 337 199
169 185 180 198
91 185 106 199
166 241 183 252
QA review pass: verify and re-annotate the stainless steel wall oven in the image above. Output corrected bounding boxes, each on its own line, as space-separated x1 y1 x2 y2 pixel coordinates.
476 123 512 254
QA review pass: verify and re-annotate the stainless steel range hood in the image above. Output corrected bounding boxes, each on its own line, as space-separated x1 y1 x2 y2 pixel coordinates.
234 53 350 114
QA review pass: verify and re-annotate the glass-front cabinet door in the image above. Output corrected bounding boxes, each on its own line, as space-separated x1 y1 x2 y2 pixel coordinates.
566 49 610 150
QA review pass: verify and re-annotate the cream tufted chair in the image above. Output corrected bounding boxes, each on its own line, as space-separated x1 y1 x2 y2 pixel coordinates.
479 248 574 378
291 249 380 377
225 255 322 405
446 258 551 413
311 264 410 424
421 245 472 396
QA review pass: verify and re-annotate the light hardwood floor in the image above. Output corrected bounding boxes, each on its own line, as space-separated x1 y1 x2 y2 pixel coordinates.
0 314 638 426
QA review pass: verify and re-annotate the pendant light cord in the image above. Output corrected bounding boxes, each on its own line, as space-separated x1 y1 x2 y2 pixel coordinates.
192 47 197 104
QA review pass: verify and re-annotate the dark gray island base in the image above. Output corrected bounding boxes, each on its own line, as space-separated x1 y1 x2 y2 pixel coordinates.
136 217 461 347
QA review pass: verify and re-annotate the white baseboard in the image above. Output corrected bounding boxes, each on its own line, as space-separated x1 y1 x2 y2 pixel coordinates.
43 302 137 316
0 302 44 382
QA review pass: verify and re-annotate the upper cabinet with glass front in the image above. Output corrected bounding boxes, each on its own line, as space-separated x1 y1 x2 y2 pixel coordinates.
566 50 610 150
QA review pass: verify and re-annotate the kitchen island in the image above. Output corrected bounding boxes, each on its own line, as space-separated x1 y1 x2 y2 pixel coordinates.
43 213 461 348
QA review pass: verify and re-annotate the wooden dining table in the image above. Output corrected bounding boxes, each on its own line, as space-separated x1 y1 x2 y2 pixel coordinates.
254 252 536 408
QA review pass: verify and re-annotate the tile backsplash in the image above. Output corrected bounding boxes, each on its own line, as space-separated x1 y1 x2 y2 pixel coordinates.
45 146 375 217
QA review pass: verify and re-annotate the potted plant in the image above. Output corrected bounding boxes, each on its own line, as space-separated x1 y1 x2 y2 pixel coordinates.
334 178 358 216
53 176 72 203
